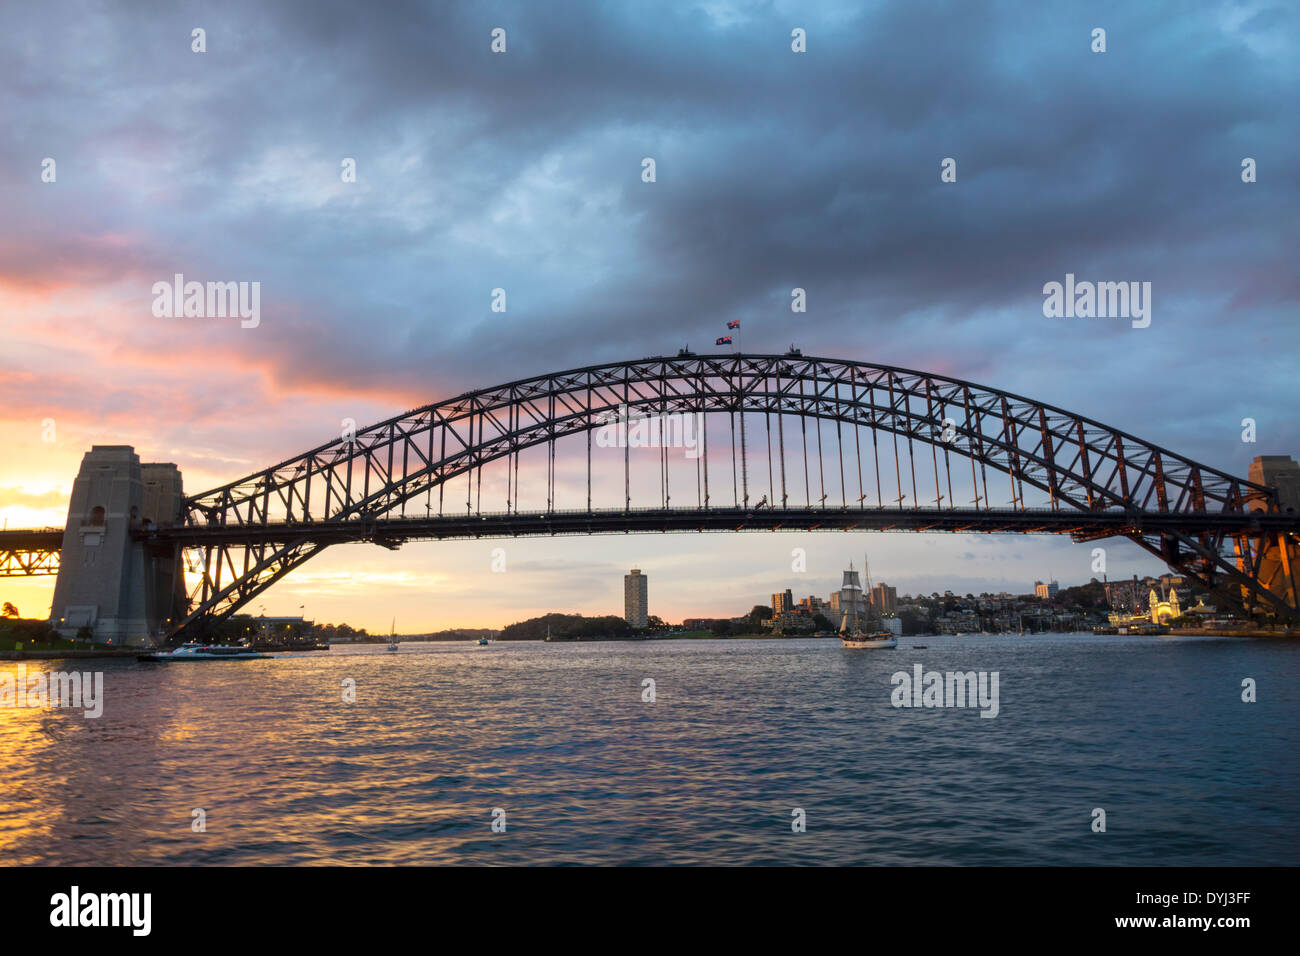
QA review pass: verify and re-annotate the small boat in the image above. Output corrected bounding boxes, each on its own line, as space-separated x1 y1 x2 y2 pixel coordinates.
386 618 399 651
138 643 269 662
475 637 489 646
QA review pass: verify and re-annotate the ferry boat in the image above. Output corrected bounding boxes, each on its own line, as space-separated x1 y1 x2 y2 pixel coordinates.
138 643 270 662
838 556 898 649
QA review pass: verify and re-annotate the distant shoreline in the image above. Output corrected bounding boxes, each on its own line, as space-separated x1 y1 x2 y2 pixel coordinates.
4 628 1295 661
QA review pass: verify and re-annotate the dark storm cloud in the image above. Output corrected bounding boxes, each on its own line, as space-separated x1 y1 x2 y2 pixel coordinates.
2 0 1297 475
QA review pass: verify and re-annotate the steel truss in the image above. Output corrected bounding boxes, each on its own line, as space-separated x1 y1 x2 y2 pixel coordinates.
142 353 1296 636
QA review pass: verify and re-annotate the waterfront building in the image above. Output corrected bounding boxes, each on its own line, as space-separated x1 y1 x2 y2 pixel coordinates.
1148 586 1181 624
871 583 897 615
1034 580 1060 599
248 615 315 648
797 595 832 619
772 589 794 614
624 569 649 627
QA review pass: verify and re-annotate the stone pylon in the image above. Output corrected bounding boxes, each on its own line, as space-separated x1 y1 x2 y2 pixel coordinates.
49 446 188 645
1244 455 1300 617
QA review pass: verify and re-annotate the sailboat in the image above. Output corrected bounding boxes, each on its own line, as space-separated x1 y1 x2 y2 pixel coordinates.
386 618 399 652
840 554 898 649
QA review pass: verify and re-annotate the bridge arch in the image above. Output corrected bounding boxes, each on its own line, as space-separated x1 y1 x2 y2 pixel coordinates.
167 353 1295 635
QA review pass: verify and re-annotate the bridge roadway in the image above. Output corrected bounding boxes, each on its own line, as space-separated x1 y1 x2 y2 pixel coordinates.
136 506 1300 548
4 508 1294 555
0 527 65 550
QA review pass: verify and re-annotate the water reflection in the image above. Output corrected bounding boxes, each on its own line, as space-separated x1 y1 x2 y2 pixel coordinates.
1 635 1297 865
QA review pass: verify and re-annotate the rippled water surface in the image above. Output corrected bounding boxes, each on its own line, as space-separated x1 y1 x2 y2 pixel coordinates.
2 634 1296 865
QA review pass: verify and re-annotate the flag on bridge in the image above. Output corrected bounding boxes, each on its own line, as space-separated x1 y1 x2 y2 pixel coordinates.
716 336 732 346
726 320 740 329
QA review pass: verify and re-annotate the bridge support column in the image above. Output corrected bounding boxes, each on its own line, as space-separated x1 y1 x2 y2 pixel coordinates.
1242 456 1300 617
49 446 187 646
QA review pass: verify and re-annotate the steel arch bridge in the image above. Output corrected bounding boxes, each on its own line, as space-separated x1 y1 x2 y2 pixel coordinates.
5 352 1299 635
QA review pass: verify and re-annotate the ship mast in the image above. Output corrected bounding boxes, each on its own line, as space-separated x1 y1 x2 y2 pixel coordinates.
863 552 882 630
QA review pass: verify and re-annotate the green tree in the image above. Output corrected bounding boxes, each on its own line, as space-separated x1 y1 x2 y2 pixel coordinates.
898 608 929 636
1057 579 1108 609
1 602 17 618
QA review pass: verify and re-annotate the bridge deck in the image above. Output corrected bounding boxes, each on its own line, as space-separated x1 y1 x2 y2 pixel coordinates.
144 507 1300 546
0 528 64 550
6 509 1294 553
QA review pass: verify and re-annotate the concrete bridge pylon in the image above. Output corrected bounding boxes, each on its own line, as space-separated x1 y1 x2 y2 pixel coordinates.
49 445 187 646
1244 456 1300 616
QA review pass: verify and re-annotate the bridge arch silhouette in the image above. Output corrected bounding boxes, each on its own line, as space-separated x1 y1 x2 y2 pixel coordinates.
7 352 1299 640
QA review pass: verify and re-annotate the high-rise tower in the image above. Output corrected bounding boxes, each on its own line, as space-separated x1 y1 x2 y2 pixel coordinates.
624 568 648 627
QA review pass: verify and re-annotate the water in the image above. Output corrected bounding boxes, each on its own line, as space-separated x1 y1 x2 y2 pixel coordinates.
2 633 1296 866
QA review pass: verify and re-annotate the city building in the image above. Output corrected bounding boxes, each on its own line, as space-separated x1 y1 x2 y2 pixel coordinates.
249 615 316 648
871 583 897 615
1034 580 1059 599
624 569 648 627
1148 586 1181 624
772 589 794 614
797 595 832 620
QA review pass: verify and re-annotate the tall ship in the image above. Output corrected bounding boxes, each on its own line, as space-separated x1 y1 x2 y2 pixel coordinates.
839 556 898 649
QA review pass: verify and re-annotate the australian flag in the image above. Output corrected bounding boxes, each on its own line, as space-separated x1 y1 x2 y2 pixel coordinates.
716 336 732 345
726 320 740 329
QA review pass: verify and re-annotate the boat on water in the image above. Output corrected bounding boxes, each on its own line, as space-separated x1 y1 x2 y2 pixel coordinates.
475 636 489 646
386 618 399 651
838 556 898 649
842 633 898 648
138 643 270 662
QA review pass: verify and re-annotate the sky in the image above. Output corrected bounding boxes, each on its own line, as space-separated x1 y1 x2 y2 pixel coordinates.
1 0 1297 631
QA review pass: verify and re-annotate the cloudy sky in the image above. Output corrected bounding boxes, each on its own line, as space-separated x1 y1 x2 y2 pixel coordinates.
1 0 1296 630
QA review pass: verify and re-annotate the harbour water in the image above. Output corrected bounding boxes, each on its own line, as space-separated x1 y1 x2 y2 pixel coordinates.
2 633 1296 866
